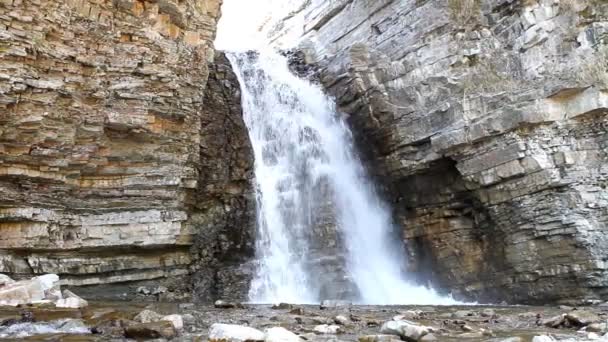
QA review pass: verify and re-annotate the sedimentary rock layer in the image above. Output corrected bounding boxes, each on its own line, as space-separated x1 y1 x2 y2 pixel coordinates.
0 0 254 300
264 0 608 303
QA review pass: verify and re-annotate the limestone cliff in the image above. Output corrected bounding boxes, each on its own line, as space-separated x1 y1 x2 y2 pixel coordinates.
263 0 608 304
0 0 254 300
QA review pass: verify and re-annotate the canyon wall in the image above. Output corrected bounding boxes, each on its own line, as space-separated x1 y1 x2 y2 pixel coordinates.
0 0 254 300
266 0 608 304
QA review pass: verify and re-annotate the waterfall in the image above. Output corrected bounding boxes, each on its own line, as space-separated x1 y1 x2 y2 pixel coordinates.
227 50 456 305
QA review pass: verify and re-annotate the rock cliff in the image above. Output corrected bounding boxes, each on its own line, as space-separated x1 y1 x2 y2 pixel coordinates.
0 0 254 300
261 0 608 304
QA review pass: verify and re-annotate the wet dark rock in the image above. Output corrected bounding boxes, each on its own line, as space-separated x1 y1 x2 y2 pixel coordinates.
124 320 177 340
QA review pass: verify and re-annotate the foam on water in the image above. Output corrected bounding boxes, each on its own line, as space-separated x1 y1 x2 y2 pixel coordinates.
227 49 459 305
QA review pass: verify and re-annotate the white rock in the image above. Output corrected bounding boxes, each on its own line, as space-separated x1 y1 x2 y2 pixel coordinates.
55 297 86 309
380 320 430 341
0 278 45 305
209 323 265 342
264 327 302 342
162 314 184 331
0 274 14 287
532 336 556 342
334 315 349 325
35 274 60 291
313 324 342 334
56 289 87 308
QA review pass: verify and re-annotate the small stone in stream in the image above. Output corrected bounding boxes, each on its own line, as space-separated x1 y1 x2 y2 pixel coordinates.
125 320 177 340
209 323 265 342
320 300 352 309
366 319 380 327
289 307 304 315
394 311 420 321
420 333 438 341
137 286 151 295
214 300 242 309
452 310 475 318
311 316 332 325
152 286 168 295
559 305 573 311
313 324 342 334
182 313 195 325
541 314 566 328
587 332 600 340
532 335 556 342
20 311 34 323
380 320 430 341
461 324 474 332
359 335 401 342
272 303 293 310
458 332 484 338
55 289 88 308
481 309 496 317
565 310 600 326
264 327 302 342
134 309 164 324
334 315 349 325
350 314 362 322
162 314 184 330
587 322 608 333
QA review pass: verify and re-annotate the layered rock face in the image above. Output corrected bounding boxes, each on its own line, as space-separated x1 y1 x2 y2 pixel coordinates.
0 0 254 300
264 0 608 303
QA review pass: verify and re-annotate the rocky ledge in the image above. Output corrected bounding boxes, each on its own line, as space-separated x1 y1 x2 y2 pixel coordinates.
0 0 255 301
2 294 608 341
256 0 608 304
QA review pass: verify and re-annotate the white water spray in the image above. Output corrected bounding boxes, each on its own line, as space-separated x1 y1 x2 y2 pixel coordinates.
227 49 457 305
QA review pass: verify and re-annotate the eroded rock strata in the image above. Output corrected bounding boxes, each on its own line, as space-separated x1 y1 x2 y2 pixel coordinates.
264 0 608 303
0 0 254 300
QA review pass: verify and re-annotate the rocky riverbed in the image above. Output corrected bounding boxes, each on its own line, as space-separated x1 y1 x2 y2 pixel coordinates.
2 300 608 341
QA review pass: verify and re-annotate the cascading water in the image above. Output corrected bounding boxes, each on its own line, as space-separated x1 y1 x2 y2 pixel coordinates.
227 49 457 305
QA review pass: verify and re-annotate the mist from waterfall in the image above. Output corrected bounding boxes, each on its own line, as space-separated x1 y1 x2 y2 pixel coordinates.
226 49 457 305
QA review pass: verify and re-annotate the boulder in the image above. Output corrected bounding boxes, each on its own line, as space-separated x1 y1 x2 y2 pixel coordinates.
313 324 342 334
565 310 600 326
55 289 88 308
209 323 265 342
587 323 608 333
162 314 184 331
0 274 14 287
541 314 566 328
334 315 349 325
0 278 45 306
264 327 302 342
380 320 431 342
124 320 177 340
134 309 164 324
